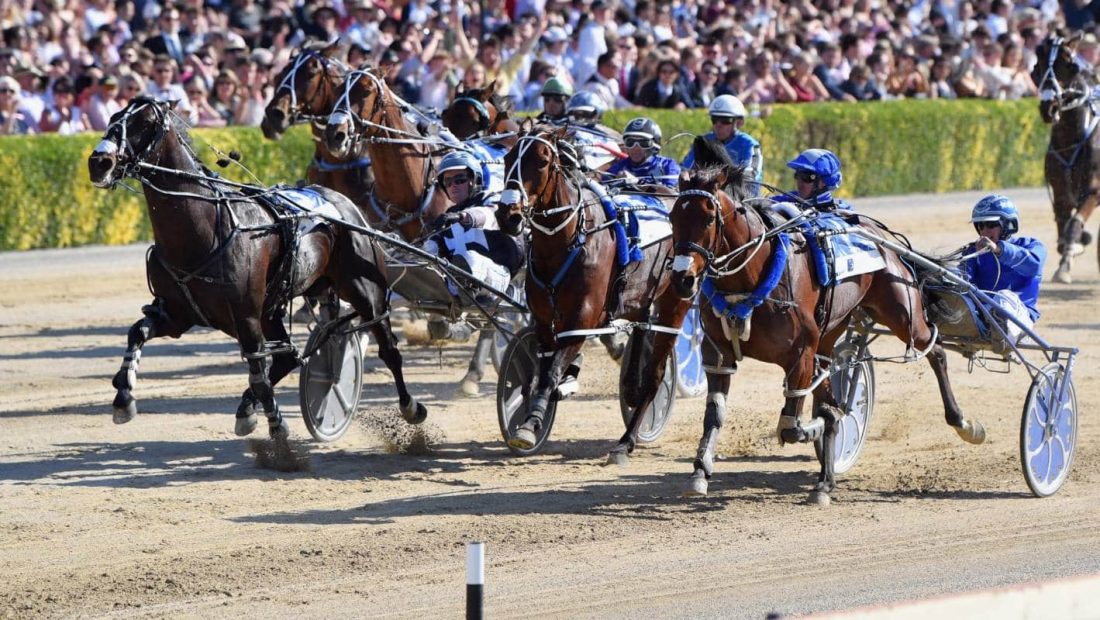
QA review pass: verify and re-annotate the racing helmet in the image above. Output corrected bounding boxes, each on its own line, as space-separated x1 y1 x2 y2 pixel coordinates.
971 194 1020 238
566 91 605 124
540 77 573 98
708 94 747 119
436 150 484 195
622 116 663 153
786 148 842 191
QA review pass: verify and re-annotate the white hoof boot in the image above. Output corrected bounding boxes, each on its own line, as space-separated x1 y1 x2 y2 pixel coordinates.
683 475 709 497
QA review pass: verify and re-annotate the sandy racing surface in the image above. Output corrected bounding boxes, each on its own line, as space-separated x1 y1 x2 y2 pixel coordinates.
2 188 1099 619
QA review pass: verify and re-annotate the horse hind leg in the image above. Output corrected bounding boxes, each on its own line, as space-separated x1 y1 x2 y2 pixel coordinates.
111 301 186 424
458 329 494 397
371 316 427 424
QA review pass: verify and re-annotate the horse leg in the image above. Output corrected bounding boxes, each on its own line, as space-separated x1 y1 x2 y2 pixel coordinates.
1051 188 1093 283
371 315 427 424
235 314 304 436
684 372 731 497
599 331 626 364
111 299 189 424
510 340 584 450
238 323 288 439
458 329 494 397
808 326 848 506
776 349 825 446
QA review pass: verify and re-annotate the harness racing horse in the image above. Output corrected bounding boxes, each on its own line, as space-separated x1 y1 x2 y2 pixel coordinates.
88 97 426 440
669 139 987 504
261 42 375 213
498 125 691 451
1031 32 1100 283
440 81 519 141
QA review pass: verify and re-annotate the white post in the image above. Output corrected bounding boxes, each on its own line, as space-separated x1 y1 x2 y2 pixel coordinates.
466 541 484 620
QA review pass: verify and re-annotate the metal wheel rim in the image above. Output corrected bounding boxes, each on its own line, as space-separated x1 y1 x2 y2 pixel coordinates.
830 358 875 474
1021 362 1077 497
491 311 529 375
496 327 556 455
299 330 363 443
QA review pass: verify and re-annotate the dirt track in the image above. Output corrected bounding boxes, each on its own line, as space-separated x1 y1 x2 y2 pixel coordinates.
2 188 1098 619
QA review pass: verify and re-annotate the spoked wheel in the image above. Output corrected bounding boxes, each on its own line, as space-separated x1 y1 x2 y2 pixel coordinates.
815 340 876 474
298 328 364 442
619 329 677 444
1021 362 1078 497
491 311 530 375
674 302 706 398
496 327 557 456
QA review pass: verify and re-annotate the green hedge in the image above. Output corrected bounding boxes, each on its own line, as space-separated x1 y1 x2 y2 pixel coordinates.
0 98 1047 250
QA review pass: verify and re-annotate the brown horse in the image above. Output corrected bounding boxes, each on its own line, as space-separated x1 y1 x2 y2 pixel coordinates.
88 97 426 439
440 81 519 141
670 141 987 504
497 124 692 452
261 42 375 213
1031 32 1100 283
323 68 450 241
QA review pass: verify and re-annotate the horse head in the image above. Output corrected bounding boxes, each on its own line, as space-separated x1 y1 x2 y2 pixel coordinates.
442 80 502 140
89 97 180 188
1032 32 1088 124
262 42 346 139
671 153 747 299
323 68 390 158
499 123 575 237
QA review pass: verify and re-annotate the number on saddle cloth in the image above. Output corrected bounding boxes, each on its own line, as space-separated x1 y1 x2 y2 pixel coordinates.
799 212 885 287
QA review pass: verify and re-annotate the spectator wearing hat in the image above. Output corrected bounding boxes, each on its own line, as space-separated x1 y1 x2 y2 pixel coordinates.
0 75 36 135
347 41 372 68
39 76 88 135
304 2 341 43
144 5 189 67
539 26 575 88
12 61 46 124
86 75 121 131
420 49 458 112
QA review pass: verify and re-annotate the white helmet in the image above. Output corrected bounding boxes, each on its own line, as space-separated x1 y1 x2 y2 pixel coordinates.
708 94 747 119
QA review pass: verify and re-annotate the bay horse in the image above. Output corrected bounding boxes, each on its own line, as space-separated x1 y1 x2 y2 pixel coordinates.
1031 32 1100 283
440 81 519 141
261 42 375 214
88 97 426 440
497 124 692 452
670 138 987 504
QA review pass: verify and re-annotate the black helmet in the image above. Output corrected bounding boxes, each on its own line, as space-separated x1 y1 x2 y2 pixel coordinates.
622 116 662 152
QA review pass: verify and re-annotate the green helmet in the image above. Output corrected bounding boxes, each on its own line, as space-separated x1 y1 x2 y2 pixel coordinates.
540 77 573 98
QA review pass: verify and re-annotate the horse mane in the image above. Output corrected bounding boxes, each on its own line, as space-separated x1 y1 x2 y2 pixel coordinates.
687 135 748 201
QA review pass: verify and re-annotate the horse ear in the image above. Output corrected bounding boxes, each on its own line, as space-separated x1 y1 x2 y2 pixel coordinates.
484 79 498 95
678 170 691 190
167 99 180 110
715 167 728 189
552 125 571 141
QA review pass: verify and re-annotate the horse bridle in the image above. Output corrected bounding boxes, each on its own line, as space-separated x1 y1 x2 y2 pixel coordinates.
274 50 347 125
501 133 584 236
93 99 175 187
673 187 771 278
449 96 494 135
1037 36 1092 114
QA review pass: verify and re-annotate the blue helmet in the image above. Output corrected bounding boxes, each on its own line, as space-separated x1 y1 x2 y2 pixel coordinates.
971 194 1019 237
786 148 842 190
436 149 484 195
566 91 605 124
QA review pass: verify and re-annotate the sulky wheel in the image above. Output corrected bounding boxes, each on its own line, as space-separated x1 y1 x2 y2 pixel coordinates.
298 328 364 442
491 311 530 375
674 302 707 399
1021 362 1078 497
815 340 876 475
619 329 677 444
496 327 558 456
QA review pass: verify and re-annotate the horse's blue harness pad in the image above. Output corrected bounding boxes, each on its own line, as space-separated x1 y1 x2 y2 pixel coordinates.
803 212 885 286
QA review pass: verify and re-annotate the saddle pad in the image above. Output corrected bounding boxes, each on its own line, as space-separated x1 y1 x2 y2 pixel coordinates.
612 193 672 248
571 127 619 170
275 188 343 235
816 212 886 281
465 139 508 195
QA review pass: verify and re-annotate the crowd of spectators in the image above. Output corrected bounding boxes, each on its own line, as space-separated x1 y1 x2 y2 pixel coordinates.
0 0 1093 136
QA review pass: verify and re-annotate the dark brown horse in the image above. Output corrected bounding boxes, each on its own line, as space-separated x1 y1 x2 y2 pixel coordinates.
497 125 691 452
670 142 986 504
1031 32 1100 283
261 42 375 213
323 68 450 241
440 81 519 141
88 97 426 439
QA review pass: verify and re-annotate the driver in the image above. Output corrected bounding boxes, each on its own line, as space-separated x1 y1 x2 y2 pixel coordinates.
603 117 680 188
772 148 852 217
681 95 763 195
963 194 1046 335
535 77 572 124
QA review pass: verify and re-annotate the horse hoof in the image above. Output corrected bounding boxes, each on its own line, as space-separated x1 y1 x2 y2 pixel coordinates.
808 490 832 507
507 427 537 451
112 399 137 425
235 413 259 437
954 419 987 445
683 476 709 497
269 419 290 439
1052 266 1072 284
458 378 480 398
604 451 629 467
401 400 428 425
